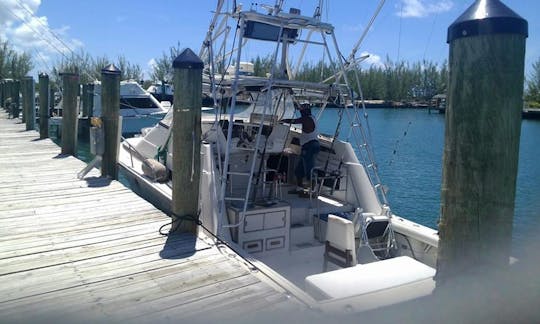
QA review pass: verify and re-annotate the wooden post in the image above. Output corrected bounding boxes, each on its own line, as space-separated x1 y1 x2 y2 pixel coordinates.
1 80 9 112
11 80 20 120
60 72 80 156
82 83 94 117
100 64 121 180
2 80 10 112
22 76 35 131
49 87 55 116
20 79 26 123
0 80 4 111
171 48 203 234
436 0 528 283
38 73 50 139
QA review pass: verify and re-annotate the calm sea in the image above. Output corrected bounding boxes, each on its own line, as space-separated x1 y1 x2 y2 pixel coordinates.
64 108 540 252
317 108 540 252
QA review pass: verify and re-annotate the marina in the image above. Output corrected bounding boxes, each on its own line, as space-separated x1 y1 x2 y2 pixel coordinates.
0 111 307 322
1 0 539 322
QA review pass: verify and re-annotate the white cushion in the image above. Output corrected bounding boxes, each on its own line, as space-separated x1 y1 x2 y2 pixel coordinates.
305 256 435 300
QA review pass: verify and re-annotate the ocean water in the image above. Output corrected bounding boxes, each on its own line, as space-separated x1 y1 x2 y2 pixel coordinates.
316 108 540 251
64 108 540 250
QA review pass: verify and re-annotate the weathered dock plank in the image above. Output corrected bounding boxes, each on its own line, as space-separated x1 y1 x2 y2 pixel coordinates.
0 112 306 322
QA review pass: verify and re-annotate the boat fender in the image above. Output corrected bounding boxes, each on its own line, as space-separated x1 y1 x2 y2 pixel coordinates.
142 158 169 183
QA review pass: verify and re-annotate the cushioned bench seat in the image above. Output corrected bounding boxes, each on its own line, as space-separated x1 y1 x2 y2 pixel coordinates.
305 256 435 300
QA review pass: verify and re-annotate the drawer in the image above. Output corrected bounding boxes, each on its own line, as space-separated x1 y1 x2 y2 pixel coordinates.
243 239 263 253
265 236 285 250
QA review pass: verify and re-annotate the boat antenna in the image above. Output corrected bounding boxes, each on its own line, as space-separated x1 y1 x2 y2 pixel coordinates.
347 0 386 66
397 0 403 63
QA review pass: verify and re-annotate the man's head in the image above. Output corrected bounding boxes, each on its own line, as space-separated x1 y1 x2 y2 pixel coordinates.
299 101 311 116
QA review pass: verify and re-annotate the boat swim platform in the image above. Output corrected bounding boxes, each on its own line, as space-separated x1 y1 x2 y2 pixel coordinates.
0 111 307 323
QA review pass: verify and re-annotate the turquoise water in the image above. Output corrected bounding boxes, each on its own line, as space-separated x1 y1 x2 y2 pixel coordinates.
63 109 540 250
317 108 540 250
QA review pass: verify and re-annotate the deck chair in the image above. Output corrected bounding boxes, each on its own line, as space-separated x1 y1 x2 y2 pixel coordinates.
361 213 395 259
323 214 356 271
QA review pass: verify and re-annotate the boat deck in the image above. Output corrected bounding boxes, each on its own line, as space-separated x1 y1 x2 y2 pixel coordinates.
0 112 307 322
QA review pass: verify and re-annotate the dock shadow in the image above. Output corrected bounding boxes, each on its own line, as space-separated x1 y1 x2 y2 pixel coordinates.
83 176 112 188
52 153 71 159
159 232 199 259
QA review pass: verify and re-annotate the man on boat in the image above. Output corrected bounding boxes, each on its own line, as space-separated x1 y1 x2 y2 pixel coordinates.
280 101 320 195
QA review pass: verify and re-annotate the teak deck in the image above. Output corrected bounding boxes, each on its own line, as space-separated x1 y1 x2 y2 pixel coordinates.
0 112 305 322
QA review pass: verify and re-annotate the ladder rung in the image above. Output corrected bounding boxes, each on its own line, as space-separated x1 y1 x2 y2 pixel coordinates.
224 197 246 201
227 172 251 176
234 146 256 152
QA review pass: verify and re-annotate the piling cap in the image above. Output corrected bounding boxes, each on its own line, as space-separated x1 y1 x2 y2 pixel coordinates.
101 64 121 75
173 48 204 70
38 72 48 78
447 0 528 43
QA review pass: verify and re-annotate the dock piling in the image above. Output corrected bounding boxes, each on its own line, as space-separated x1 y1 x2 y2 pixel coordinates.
38 73 49 139
436 0 528 283
60 72 80 156
82 83 95 118
100 64 121 180
11 80 20 120
22 76 35 131
171 48 203 234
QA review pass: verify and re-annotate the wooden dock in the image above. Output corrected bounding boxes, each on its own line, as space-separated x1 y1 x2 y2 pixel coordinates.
0 111 306 322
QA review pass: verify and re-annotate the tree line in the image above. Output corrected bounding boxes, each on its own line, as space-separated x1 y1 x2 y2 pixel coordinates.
2 37 539 106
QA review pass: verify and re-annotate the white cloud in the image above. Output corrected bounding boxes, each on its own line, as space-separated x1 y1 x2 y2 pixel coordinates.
399 0 453 18
0 0 83 72
359 51 384 69
147 58 157 69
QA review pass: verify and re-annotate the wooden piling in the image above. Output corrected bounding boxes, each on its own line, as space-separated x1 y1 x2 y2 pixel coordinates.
436 0 528 283
49 87 55 116
11 80 20 120
82 83 95 118
171 48 203 234
38 73 49 139
22 76 35 131
100 64 121 180
2 80 10 112
60 72 80 156
0 80 4 111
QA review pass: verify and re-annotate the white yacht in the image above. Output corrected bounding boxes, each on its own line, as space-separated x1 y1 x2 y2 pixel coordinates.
93 80 168 135
50 80 168 136
119 1 439 313
146 81 174 104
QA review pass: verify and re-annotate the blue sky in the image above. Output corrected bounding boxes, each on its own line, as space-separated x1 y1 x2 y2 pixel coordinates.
1 0 538 79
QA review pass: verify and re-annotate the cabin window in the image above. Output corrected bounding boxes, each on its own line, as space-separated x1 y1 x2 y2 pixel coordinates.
120 98 159 110
243 21 298 42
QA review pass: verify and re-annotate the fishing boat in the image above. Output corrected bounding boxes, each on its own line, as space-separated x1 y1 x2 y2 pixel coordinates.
118 1 439 313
